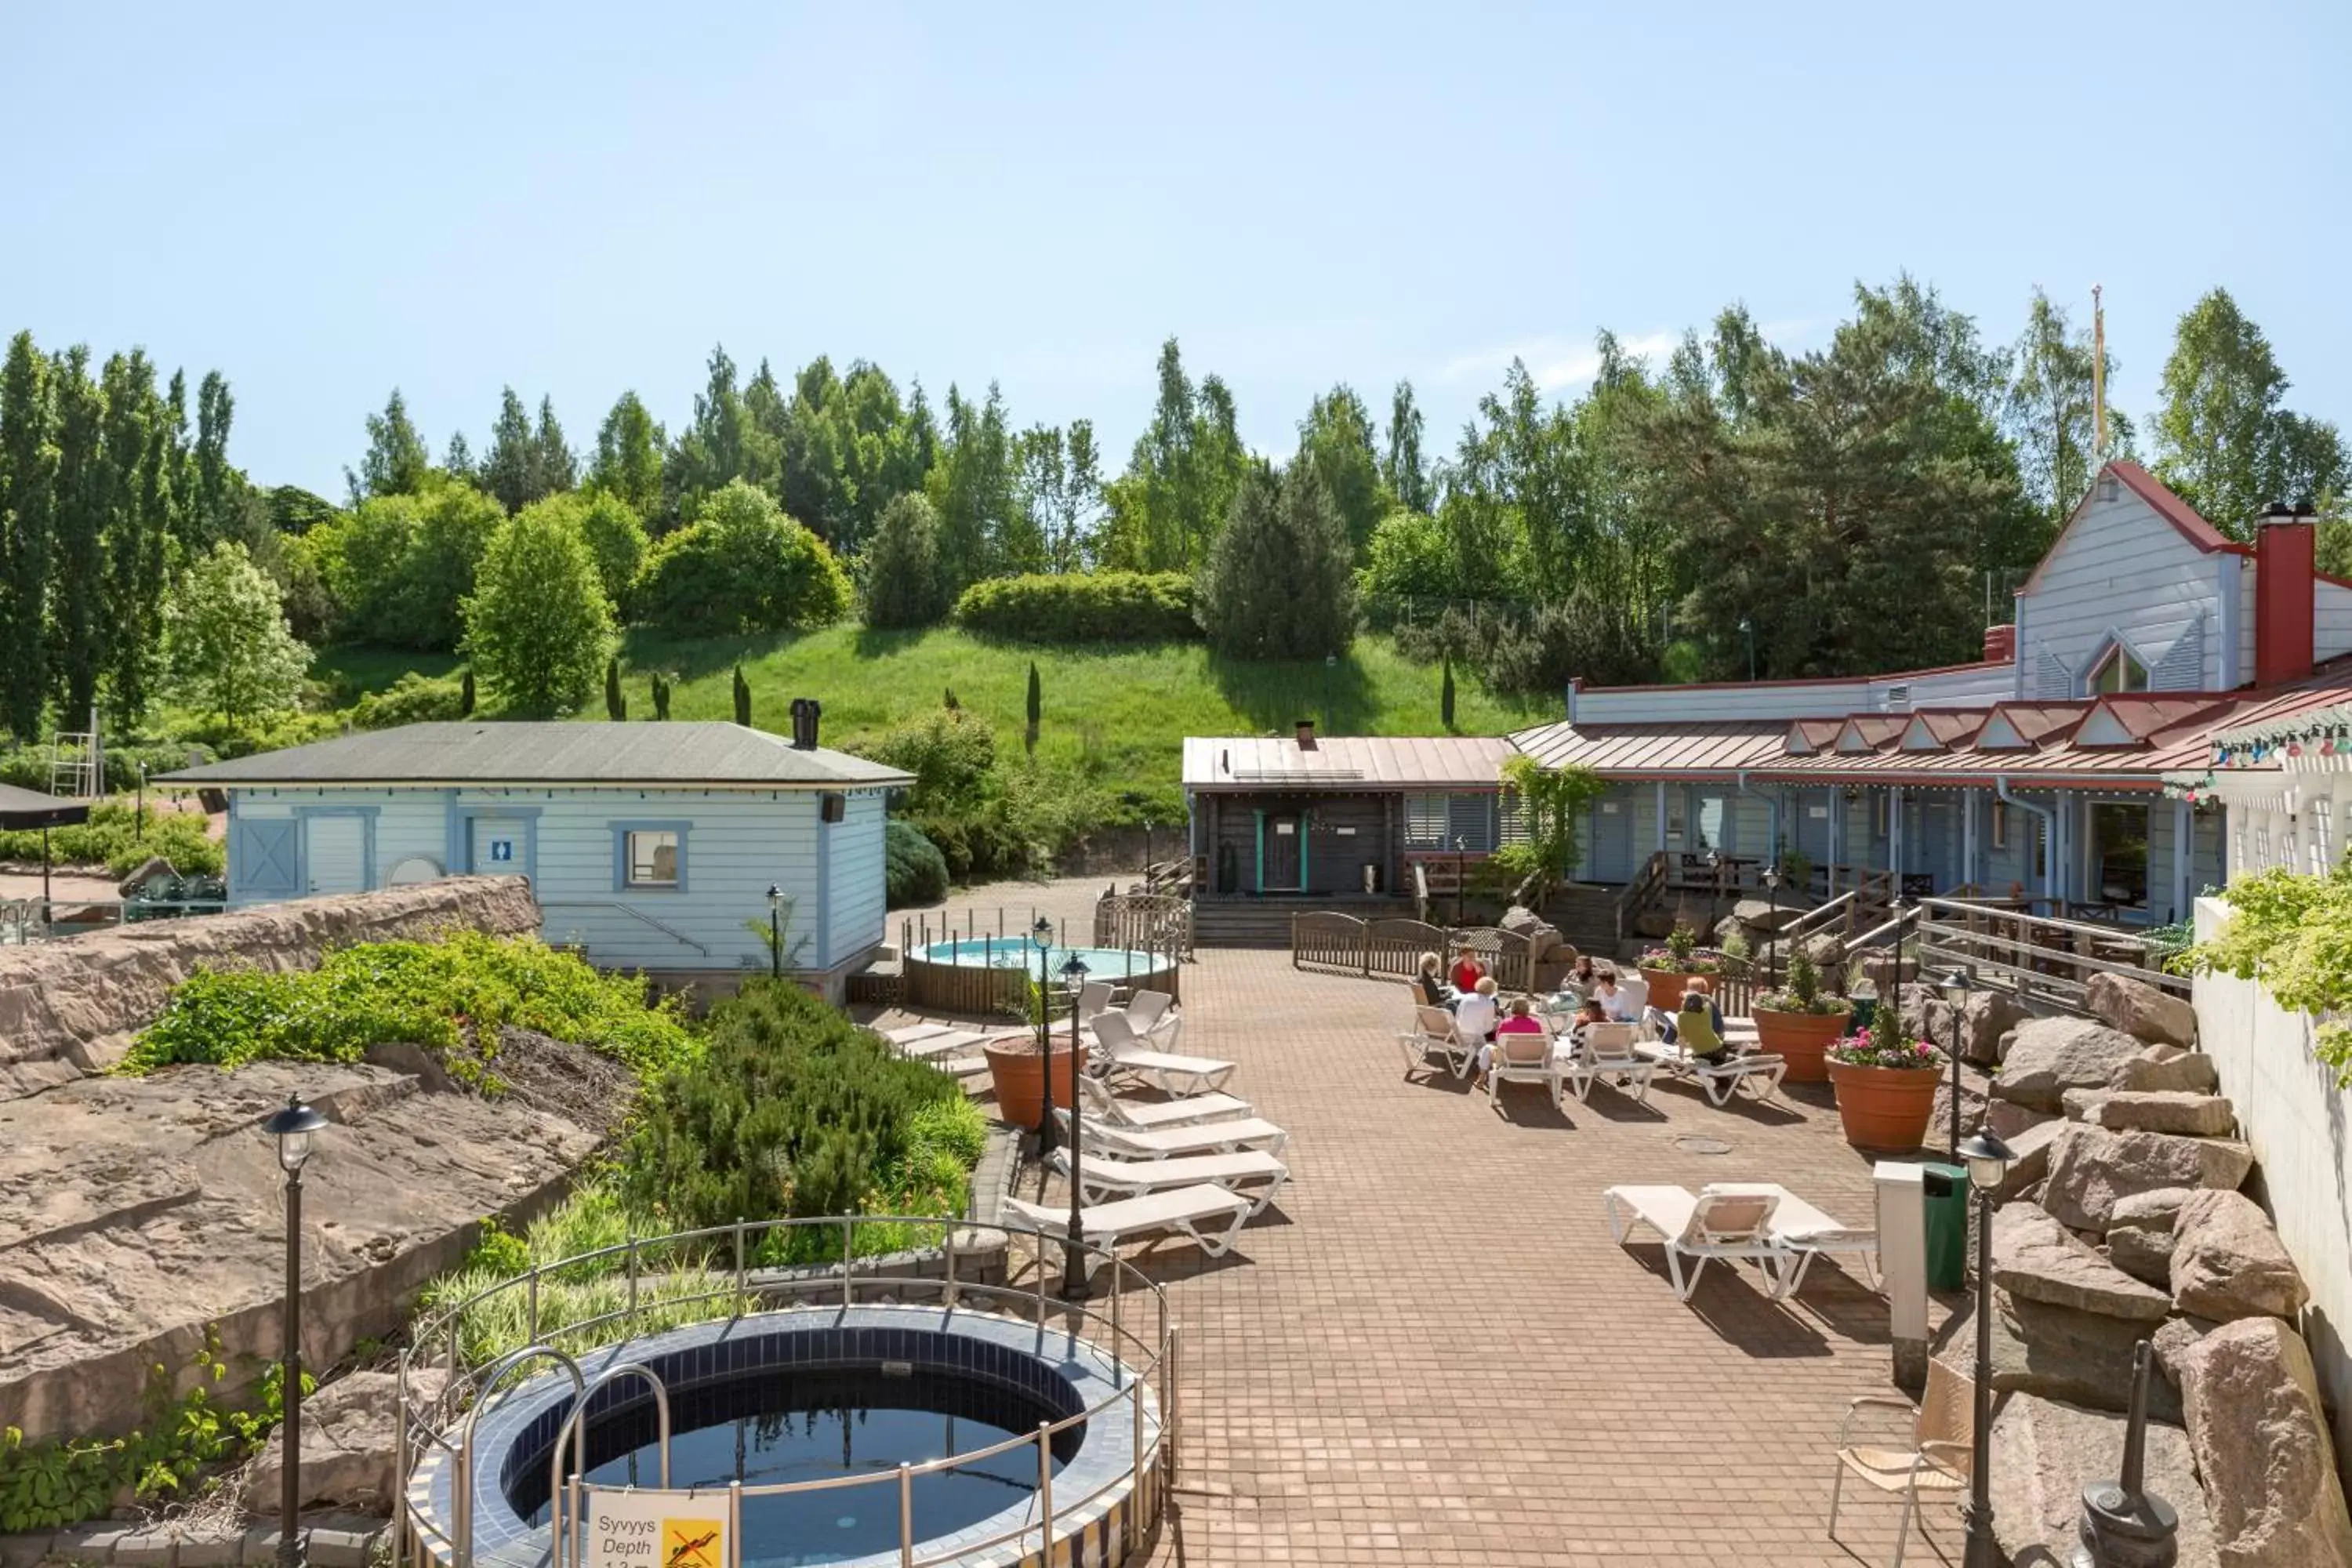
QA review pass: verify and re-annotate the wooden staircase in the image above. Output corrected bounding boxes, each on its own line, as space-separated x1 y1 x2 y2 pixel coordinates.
1540 884 1625 962
1191 896 1406 949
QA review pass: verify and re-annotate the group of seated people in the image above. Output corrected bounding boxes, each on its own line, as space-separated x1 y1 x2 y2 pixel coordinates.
1413 949 1737 1075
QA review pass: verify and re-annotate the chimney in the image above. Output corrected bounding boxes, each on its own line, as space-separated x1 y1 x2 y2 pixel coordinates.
1983 624 2016 663
2255 499 2318 686
1294 719 1316 750
788 697 822 750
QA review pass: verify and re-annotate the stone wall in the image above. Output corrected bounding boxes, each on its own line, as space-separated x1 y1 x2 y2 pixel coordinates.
2192 893 2352 1487
0 877 541 1098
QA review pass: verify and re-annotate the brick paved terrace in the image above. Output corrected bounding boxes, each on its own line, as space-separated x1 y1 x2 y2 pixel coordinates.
875 880 1959 1567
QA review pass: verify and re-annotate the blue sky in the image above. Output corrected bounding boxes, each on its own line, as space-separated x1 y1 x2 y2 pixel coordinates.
8 1 2347 499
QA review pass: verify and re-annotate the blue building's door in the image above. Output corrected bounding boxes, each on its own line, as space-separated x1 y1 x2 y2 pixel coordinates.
1589 797 1634 883
470 817 531 881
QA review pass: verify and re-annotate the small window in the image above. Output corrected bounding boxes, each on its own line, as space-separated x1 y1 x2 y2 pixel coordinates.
1991 800 2009 850
1872 792 1890 840
625 829 680 887
2090 645 2149 695
1403 793 1447 849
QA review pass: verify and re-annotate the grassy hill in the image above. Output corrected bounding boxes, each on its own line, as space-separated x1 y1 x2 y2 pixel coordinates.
315 628 1555 822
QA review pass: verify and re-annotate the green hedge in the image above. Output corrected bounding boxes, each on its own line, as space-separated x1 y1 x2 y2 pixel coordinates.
119 931 699 1084
0 799 222 878
953 572 1197 643
884 819 950 907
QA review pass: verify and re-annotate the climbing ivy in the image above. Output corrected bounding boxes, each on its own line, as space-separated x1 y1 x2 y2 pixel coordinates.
2173 862 2352 1084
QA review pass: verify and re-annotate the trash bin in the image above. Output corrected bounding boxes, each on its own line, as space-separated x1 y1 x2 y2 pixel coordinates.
1921 1161 1967 1291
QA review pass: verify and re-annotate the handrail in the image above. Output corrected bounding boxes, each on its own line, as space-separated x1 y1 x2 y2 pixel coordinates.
402 1212 1174 1568
539 900 712 956
1613 851 1669 942
549 1363 670 1568
1777 889 1859 945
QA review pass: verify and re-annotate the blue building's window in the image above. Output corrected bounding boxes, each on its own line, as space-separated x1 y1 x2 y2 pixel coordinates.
625 829 680 887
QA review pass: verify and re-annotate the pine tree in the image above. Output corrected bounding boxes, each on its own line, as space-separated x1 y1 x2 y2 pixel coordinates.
444 431 475 481
590 391 666 521
604 657 625 720
100 350 172 724
535 395 577 496
482 387 538 512
0 332 57 740
652 672 670 720
49 345 108 724
861 492 947 627
350 388 430 500
1196 463 1358 659
460 668 477 716
732 664 752 726
1440 655 1456 731
193 370 237 550
1025 660 1041 754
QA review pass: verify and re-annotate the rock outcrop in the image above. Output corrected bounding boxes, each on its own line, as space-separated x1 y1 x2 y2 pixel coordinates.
2084 971 2200 1049
2112 1044 2223 1096
0 877 542 1097
1990 1392 2218 1568
0 1058 599 1443
1992 1205 2171 1321
1916 987 2034 1068
2170 1190 2311 1323
2176 1317 2352 1566
2039 1124 2253 1232
1995 1018 2151 1112
2105 1188 2192 1288
2074 1091 2238 1137
1949 1289 2185 1423
245 1367 445 1515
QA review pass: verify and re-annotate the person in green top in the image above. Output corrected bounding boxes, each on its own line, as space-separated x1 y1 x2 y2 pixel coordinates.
1672 987 1731 1064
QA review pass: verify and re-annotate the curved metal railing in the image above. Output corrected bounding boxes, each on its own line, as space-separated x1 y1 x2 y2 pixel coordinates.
395 1213 1175 1568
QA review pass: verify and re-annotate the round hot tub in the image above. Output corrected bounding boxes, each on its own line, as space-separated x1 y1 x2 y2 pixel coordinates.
903 941 1178 1015
408 1306 1163 1568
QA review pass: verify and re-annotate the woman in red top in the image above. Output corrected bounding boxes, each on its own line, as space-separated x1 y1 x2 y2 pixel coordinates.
1450 953 1485 993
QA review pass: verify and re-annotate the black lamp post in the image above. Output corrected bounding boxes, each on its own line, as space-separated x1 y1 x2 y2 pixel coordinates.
1761 862 1782 989
765 884 783 981
1739 616 1756 681
1143 819 1154 887
1454 835 1466 927
1939 967 1973 1163
263 1094 328 1568
1059 951 1091 1300
1958 1127 2016 1568
1030 916 1056 1151
1705 848 1722 938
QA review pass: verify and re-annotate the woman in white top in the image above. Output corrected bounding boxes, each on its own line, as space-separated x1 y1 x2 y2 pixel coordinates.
1592 974 1641 1025
1454 975 1501 1051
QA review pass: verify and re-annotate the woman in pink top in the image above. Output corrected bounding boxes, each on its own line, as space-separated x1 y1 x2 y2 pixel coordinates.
1475 995 1548 1076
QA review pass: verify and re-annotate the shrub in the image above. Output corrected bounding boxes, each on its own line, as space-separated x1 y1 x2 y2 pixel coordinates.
119 931 699 1083
862 493 950 629
953 571 1197 643
307 476 505 651
463 504 615 715
1195 465 1356 658
0 741 216 796
884 819 950 907
633 480 851 634
0 799 222 877
347 671 467 730
619 979 962 1230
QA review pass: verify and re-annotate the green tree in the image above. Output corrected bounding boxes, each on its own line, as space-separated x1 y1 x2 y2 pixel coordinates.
99 350 172 723
1493 754 1606 906
350 388 430 500
1102 339 1249 572
861 491 948 628
0 332 57 739
732 663 752 726
604 656 625 720
459 668 475 716
442 430 474 481
925 383 1018 590
310 476 503 649
49 345 107 721
481 387 539 512
158 541 310 724
190 370 238 550
1296 385 1388 550
1384 380 1432 514
1196 463 1357 659
1358 507 1459 609
575 490 648 610
2154 288 2346 536
2005 289 2129 536
461 505 613 715
535 395 576 496
1025 660 1041 753
664 346 778 524
590 390 666 521
1440 655 1456 731
634 479 851 634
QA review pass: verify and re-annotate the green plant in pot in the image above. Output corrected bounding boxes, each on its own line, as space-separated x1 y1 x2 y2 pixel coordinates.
1638 920 1722 1010
1751 948 1852 1084
1824 1007 1944 1152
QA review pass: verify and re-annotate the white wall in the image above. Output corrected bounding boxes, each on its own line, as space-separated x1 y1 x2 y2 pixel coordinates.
2019 486 2226 692
826 789 889 966
2316 578 2352 662
2191 895 2352 1480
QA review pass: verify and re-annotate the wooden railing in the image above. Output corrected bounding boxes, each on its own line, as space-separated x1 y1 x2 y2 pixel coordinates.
1292 913 1534 993
1094 890 1194 960
1915 896 2187 1007
1613 851 1670 942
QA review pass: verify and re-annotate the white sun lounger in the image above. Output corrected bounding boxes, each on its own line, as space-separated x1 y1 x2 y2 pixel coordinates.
1078 1073 1250 1129
1054 1109 1290 1158
881 1022 956 1045
1635 1040 1788 1105
1604 1183 1794 1301
1045 1147 1290 1214
1762 1189 1881 1292
1004 1183 1254 1259
1090 1011 1236 1097
1561 1021 1657 1105
1399 1004 1473 1081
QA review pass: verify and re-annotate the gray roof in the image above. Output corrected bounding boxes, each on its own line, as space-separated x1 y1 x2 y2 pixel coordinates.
1182 734 1517 790
156 722 913 789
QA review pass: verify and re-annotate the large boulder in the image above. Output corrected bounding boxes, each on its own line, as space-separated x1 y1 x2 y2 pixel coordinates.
1991 1392 2219 1568
1940 1287 2183 1422
2171 1190 2310 1323
2040 1124 2254 1232
1992 1205 2171 1320
1916 988 2034 1067
1928 1064 1993 1152
1995 1018 2151 1113
2106 1187 2194 1288
245 1367 445 1515
2085 971 2199 1049
0 876 542 1097
1499 906 1562 964
2112 1044 2223 1096
2076 1091 2238 1138
1993 1118 2071 1201
2176 1317 2352 1566
1726 896 1806 934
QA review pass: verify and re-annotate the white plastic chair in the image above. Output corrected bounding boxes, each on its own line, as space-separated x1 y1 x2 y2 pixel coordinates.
1484 1023 1562 1112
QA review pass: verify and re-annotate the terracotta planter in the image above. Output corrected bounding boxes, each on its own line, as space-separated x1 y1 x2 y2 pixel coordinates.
1827 1061 1943 1152
1752 1007 1851 1083
982 1035 1090 1131
1639 967 1698 1010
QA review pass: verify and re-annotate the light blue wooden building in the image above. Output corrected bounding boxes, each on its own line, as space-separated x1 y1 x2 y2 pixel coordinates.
162 720 910 998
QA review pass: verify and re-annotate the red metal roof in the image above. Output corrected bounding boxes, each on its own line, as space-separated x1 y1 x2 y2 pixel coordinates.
2108 459 2248 557
1181 734 1517 790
